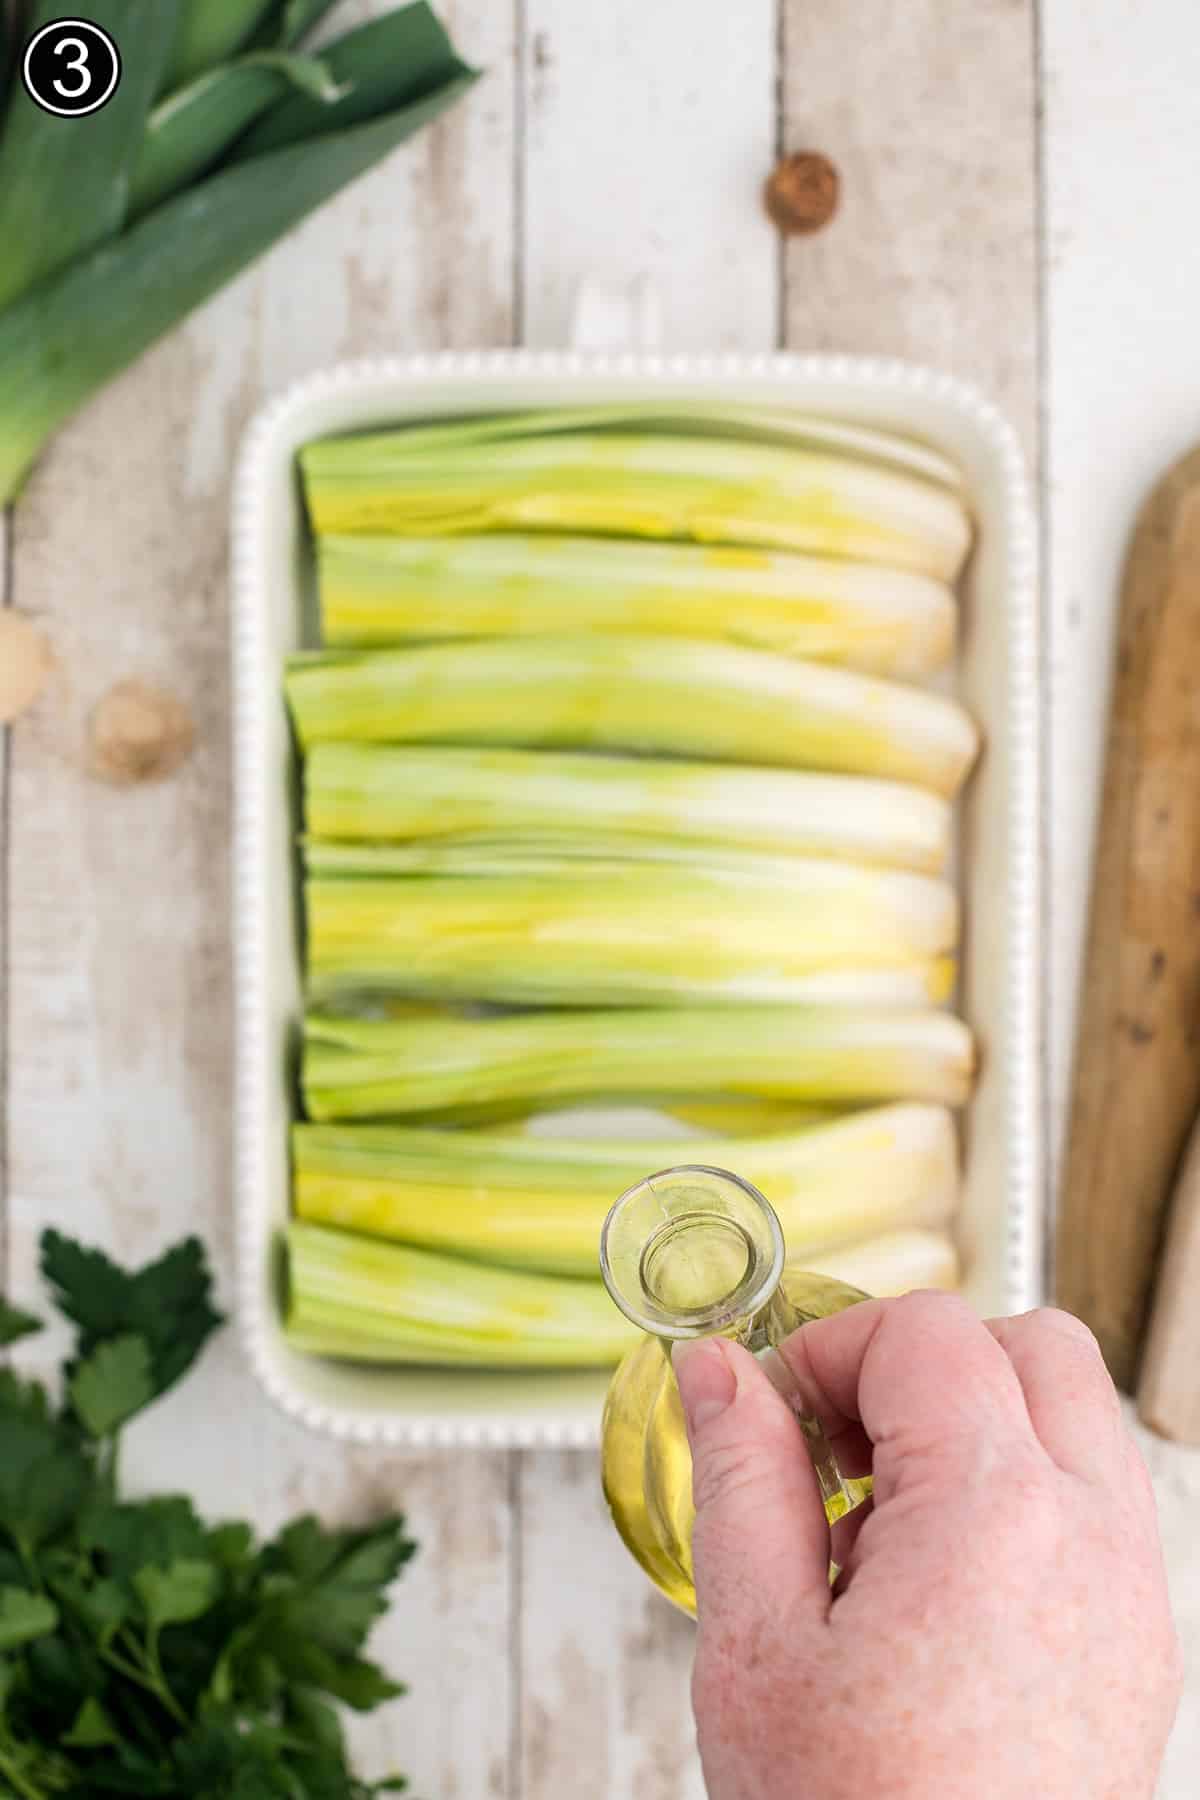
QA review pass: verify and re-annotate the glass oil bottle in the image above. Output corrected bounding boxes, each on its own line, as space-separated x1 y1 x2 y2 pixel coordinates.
599 1163 872 1616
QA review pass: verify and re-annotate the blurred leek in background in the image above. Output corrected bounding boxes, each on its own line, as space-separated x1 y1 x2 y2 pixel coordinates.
291 1104 959 1277
302 1006 976 1121
285 1219 960 1365
286 1221 641 1366
0 0 476 500
285 635 979 793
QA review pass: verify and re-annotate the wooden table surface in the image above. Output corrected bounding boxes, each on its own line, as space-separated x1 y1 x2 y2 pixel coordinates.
4 2 1200 1792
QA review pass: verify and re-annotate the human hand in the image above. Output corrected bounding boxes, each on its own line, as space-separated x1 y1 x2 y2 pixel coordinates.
673 1293 1182 1799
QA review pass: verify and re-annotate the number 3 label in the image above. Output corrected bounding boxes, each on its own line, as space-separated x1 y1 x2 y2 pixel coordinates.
52 36 93 100
22 18 121 118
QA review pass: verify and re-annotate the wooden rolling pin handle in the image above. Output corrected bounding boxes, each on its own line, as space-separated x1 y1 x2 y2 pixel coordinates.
1138 1106 1200 1442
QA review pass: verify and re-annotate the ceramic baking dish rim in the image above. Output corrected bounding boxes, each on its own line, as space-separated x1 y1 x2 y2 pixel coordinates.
230 349 1041 1450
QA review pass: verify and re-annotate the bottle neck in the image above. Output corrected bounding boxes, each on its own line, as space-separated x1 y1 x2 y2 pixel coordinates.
600 1164 787 1344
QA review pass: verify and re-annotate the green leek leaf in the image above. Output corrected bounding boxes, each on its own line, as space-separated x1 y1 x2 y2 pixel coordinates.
131 50 348 219
277 0 344 48
0 0 181 310
165 0 280 91
0 62 477 501
234 0 473 158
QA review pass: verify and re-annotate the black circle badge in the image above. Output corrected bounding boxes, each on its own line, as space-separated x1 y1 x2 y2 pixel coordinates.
22 17 122 118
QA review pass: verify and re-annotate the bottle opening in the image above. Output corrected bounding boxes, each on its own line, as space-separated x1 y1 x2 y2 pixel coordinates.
640 1212 754 1315
600 1164 785 1340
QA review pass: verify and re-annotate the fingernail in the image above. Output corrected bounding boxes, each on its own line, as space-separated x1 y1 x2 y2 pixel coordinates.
672 1338 737 1436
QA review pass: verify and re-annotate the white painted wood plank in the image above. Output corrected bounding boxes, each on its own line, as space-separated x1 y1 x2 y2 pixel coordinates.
515 6 777 1792
1041 3 1200 1184
520 0 777 351
516 1453 706 1800
4 6 517 1794
780 0 1038 454
1041 8 1200 1791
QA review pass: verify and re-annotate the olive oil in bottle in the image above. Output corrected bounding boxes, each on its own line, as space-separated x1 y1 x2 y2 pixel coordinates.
599 1163 871 1616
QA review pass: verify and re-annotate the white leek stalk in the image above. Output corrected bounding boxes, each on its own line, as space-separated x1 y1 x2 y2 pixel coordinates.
302 1005 975 1121
285 635 980 796
286 1221 639 1366
316 533 956 676
303 744 951 872
304 860 958 1006
292 1104 959 1277
301 423 971 579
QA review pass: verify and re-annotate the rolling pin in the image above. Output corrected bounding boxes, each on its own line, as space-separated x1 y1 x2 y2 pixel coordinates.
1057 444 1200 1394
1138 1105 1200 1440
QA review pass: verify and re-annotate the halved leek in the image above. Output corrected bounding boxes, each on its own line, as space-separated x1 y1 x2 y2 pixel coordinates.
292 1104 959 1277
316 533 956 675
303 744 951 872
285 636 979 796
305 861 957 1006
302 403 965 490
302 1005 975 1121
300 423 971 579
286 1221 640 1366
800 1228 960 1295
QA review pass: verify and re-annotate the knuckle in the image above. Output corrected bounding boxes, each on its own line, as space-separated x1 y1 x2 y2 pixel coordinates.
891 1288 974 1322
1030 1306 1104 1357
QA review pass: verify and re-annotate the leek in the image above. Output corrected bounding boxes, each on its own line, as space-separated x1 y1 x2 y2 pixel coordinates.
0 0 180 310
300 421 972 580
167 0 280 89
300 403 965 490
305 861 957 1006
286 1222 638 1366
800 1228 960 1295
303 745 951 872
0 2 475 501
131 52 348 219
292 1104 960 1277
302 1005 976 1121
316 533 956 676
285 637 980 796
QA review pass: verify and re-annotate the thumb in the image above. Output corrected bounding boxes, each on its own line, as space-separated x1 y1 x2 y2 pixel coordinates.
673 1335 832 1636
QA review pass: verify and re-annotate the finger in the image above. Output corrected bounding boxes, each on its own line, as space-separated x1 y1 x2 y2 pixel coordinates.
672 1336 833 1639
985 1308 1127 1483
776 1291 1040 1497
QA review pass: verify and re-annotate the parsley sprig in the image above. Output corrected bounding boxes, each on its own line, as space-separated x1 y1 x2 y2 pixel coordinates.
0 1232 414 1798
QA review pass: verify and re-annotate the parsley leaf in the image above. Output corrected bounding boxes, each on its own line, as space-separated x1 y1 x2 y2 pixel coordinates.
40 1230 223 1407
0 1300 41 1348
133 1558 220 1630
70 1334 155 1437
0 1588 58 1651
0 1231 414 1794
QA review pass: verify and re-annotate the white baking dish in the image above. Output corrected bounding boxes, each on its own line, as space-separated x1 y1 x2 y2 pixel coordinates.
231 351 1041 1448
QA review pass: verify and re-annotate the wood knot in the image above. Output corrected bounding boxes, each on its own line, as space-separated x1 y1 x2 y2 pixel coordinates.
0 611 53 723
89 679 195 785
763 151 840 235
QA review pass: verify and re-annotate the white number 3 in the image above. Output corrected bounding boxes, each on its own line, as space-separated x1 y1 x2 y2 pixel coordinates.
52 35 91 99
